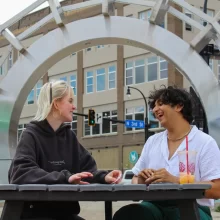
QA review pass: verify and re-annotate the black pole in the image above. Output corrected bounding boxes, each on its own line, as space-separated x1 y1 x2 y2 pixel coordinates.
203 0 208 26
128 86 149 142
73 112 125 124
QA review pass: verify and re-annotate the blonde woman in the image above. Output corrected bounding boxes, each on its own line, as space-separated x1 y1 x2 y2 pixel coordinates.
9 80 122 220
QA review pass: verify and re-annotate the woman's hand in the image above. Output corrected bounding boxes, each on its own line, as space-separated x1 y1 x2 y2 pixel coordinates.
138 169 155 184
145 168 179 184
68 172 93 184
105 170 122 184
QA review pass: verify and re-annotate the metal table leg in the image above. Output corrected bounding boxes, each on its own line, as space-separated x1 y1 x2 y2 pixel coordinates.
105 201 112 220
0 201 24 220
177 199 200 220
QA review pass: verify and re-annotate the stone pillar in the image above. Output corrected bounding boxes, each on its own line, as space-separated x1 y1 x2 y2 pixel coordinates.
42 73 49 84
167 3 183 88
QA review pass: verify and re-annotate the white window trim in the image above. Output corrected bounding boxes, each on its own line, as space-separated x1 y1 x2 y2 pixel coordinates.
36 80 43 100
86 71 94 94
108 66 116 90
70 74 77 95
125 61 134 86
134 59 145 85
125 56 168 86
159 57 168 79
96 68 106 92
147 56 158 82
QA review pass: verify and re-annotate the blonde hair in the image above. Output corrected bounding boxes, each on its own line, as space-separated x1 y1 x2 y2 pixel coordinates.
34 80 73 121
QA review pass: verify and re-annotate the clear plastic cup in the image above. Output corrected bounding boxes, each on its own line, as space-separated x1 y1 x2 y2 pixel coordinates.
177 150 197 184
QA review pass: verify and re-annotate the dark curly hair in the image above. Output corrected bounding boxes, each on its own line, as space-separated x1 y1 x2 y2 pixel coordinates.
148 86 193 123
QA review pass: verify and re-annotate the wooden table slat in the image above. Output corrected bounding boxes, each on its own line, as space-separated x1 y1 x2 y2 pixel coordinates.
0 184 18 191
114 184 147 191
48 184 79 191
18 184 48 191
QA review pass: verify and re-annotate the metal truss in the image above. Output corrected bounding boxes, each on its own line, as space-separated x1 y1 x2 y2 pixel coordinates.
1 0 220 54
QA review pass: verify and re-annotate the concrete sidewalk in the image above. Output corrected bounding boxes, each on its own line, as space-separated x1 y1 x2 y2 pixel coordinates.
0 201 220 219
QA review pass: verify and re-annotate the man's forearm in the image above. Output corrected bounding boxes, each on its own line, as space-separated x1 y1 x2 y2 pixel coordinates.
132 176 138 184
199 180 220 199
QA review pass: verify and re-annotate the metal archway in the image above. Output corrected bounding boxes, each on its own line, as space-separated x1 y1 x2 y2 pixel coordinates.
0 16 220 183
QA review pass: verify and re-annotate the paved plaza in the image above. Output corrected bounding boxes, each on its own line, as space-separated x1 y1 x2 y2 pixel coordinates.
0 201 220 219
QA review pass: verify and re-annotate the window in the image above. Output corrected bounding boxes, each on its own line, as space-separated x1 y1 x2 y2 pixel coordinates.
70 75 77 95
149 110 159 128
138 10 149 20
160 57 168 79
86 48 92 52
8 51 13 70
97 45 104 49
86 71 94 93
108 66 116 89
125 106 144 131
84 110 117 136
135 60 145 84
125 62 133 85
60 76 67 82
0 65 2 75
96 68 105 92
185 12 192 31
36 80 43 100
71 116 77 136
125 56 168 86
27 88 35 105
147 56 158 81
17 124 26 142
125 106 160 132
84 116 90 136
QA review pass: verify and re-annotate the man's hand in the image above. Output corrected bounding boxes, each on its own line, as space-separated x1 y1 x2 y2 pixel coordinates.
138 169 155 184
68 172 93 184
145 168 179 184
105 170 122 184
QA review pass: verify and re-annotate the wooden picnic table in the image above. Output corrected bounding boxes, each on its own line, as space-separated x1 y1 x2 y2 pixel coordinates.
0 183 211 220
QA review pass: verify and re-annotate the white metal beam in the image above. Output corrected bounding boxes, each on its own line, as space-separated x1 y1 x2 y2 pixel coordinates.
17 14 53 41
48 0 64 27
190 11 220 52
62 0 102 12
115 0 155 7
171 0 213 23
149 0 169 25
168 6 204 30
102 0 115 16
0 0 47 34
1 29 25 53
190 24 217 52
210 11 220 36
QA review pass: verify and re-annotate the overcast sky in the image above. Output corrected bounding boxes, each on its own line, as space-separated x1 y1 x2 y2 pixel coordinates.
0 0 64 25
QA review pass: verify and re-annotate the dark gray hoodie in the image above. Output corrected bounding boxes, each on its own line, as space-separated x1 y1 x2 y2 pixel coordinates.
8 119 108 218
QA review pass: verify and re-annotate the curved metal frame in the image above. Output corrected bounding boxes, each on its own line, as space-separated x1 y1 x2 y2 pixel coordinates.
0 16 220 182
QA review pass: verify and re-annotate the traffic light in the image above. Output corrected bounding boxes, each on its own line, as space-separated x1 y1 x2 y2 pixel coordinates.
88 109 95 126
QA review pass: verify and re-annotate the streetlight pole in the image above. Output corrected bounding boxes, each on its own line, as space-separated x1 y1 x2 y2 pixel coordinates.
126 86 149 142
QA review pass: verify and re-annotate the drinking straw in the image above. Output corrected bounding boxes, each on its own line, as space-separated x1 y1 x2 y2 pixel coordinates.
186 136 189 183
